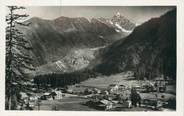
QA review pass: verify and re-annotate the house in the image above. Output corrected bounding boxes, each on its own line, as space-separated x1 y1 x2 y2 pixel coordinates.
19 92 30 107
102 90 109 95
53 91 63 99
93 88 101 94
29 96 39 101
40 92 53 100
125 71 134 77
66 88 73 94
99 99 113 111
19 92 29 100
154 77 167 92
165 76 175 85
118 85 126 91
108 84 119 93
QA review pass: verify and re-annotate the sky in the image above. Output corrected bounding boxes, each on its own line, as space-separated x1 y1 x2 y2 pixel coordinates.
25 6 175 24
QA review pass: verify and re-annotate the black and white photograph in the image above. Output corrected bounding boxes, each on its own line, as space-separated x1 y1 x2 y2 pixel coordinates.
4 4 179 112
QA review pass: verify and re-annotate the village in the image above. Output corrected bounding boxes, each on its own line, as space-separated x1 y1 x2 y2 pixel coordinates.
17 72 176 111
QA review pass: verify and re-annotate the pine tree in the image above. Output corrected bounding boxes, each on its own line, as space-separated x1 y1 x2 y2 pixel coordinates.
6 6 34 110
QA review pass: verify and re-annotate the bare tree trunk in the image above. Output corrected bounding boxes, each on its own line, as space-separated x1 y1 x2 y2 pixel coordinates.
8 93 11 110
7 7 13 110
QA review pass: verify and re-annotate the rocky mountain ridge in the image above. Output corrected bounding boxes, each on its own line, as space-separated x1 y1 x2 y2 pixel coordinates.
17 12 135 73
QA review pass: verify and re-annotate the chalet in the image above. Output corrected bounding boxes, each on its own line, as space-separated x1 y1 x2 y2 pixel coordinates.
125 71 134 77
29 96 39 101
52 91 63 99
99 99 113 111
19 92 29 100
40 92 52 100
93 88 101 94
118 85 126 91
154 77 167 92
102 90 109 95
108 84 119 93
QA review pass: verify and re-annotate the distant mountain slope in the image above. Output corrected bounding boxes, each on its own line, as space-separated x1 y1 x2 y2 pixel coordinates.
35 46 105 75
93 9 176 80
18 14 135 67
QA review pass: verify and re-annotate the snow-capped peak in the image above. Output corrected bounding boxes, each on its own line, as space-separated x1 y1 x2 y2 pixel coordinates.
115 12 121 18
135 23 140 26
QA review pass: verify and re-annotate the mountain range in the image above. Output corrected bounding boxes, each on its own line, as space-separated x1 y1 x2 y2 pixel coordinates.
93 9 176 80
17 12 136 75
18 9 176 80
18 12 135 69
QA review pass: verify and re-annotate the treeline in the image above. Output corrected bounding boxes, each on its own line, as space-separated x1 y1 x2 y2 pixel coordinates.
34 69 99 88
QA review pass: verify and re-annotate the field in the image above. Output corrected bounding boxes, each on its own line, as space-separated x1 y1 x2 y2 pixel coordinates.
34 96 96 111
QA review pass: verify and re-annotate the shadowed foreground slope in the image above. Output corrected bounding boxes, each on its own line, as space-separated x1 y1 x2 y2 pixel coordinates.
94 9 176 80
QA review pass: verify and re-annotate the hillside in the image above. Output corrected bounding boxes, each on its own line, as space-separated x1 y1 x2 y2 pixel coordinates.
93 9 176 80
35 46 105 75
17 14 135 67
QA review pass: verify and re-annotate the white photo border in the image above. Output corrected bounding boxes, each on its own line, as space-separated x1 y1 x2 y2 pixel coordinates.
0 0 183 116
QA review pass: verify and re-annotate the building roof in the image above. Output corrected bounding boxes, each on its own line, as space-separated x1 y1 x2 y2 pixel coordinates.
109 84 117 87
20 92 28 98
100 99 111 105
155 77 165 81
44 92 50 96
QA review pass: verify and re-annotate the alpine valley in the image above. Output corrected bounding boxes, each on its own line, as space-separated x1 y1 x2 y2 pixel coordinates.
18 9 176 81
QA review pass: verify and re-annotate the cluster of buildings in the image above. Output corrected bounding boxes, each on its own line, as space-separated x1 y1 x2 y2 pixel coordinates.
17 88 63 110
83 77 175 111
16 73 175 111
83 84 132 110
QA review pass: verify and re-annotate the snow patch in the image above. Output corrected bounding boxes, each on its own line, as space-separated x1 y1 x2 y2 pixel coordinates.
56 61 66 70
136 23 140 26
109 20 113 25
115 12 121 18
115 22 133 33
115 29 121 33
90 46 106 51
87 18 91 23
99 35 104 38
64 23 77 32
